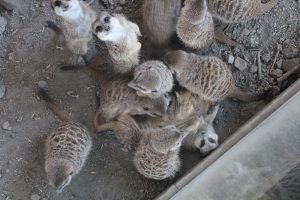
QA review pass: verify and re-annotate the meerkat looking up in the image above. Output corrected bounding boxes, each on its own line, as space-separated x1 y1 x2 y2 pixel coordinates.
49 0 96 56
142 0 182 46
207 0 278 23
128 60 174 99
164 50 268 106
36 86 92 192
183 104 219 155
92 12 142 75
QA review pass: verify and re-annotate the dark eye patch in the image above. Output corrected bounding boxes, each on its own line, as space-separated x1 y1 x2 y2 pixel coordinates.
152 90 158 93
200 140 205 148
96 26 103 32
104 16 110 23
208 137 215 143
143 107 149 111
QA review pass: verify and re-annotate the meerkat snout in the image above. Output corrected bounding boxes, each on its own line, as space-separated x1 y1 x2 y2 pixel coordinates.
51 0 80 16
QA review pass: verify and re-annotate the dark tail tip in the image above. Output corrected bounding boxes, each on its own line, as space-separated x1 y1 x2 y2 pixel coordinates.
36 86 51 102
46 20 61 33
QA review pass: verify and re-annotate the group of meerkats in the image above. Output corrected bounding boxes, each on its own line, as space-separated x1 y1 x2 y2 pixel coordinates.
36 0 277 193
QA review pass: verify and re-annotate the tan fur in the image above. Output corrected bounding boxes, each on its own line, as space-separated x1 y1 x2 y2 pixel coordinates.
142 0 182 46
92 12 141 75
37 87 91 192
93 77 172 130
133 125 185 180
177 0 214 49
207 0 278 23
128 60 174 98
51 0 96 55
164 50 264 106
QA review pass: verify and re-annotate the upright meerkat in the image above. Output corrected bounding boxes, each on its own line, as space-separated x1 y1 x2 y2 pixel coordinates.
49 0 96 56
92 12 142 75
164 50 267 108
207 0 278 23
128 60 174 99
93 75 172 131
142 0 182 46
36 86 92 192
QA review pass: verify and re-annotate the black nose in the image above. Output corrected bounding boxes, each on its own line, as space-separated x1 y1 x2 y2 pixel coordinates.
104 16 110 23
54 1 62 7
200 140 205 148
96 26 103 32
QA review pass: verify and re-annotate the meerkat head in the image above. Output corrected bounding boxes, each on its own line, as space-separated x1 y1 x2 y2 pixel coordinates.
45 158 75 192
194 104 219 154
128 61 173 98
150 125 185 154
164 50 188 74
138 93 172 118
93 12 125 42
51 0 80 18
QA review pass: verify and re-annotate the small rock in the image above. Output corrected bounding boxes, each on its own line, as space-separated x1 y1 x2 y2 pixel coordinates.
249 34 259 47
30 193 41 200
234 57 248 71
269 77 275 84
277 44 283 51
0 80 5 99
228 54 235 64
283 58 299 72
282 46 298 58
249 65 258 73
270 69 283 78
37 80 47 89
270 86 281 97
115 5 122 11
119 0 126 5
2 121 12 131
0 16 7 35
275 58 283 69
261 51 271 63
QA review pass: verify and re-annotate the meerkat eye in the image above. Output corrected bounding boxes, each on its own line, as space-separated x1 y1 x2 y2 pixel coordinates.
96 26 103 32
143 107 149 111
69 171 74 176
208 137 216 143
152 90 158 93
104 16 110 23
54 1 62 7
200 131 206 135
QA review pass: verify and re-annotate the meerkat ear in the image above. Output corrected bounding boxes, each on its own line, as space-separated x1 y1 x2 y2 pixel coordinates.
205 104 219 124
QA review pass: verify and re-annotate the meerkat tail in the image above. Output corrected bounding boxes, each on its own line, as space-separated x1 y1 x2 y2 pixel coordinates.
46 21 62 34
93 108 115 133
229 86 269 102
36 86 72 122
214 30 240 47
258 0 278 14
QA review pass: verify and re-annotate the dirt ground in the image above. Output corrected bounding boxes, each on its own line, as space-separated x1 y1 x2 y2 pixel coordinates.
0 0 299 200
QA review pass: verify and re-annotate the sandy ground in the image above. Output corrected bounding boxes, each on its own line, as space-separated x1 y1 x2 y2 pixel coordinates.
0 0 299 199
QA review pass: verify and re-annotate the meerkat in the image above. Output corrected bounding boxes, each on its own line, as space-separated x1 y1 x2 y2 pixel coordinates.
207 0 278 23
176 0 240 49
36 86 92 192
164 50 268 109
48 0 96 56
133 124 190 180
183 104 219 155
128 60 174 99
92 12 142 75
142 0 182 46
93 76 172 131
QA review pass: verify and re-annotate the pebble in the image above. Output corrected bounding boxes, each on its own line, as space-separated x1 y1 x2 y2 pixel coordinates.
119 0 126 5
249 34 259 47
30 193 41 200
249 65 258 73
283 58 299 72
270 69 283 78
269 77 275 84
37 80 48 89
228 54 235 64
0 16 7 35
234 57 248 71
261 51 271 63
275 58 283 69
2 121 12 131
282 46 298 58
0 80 5 99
